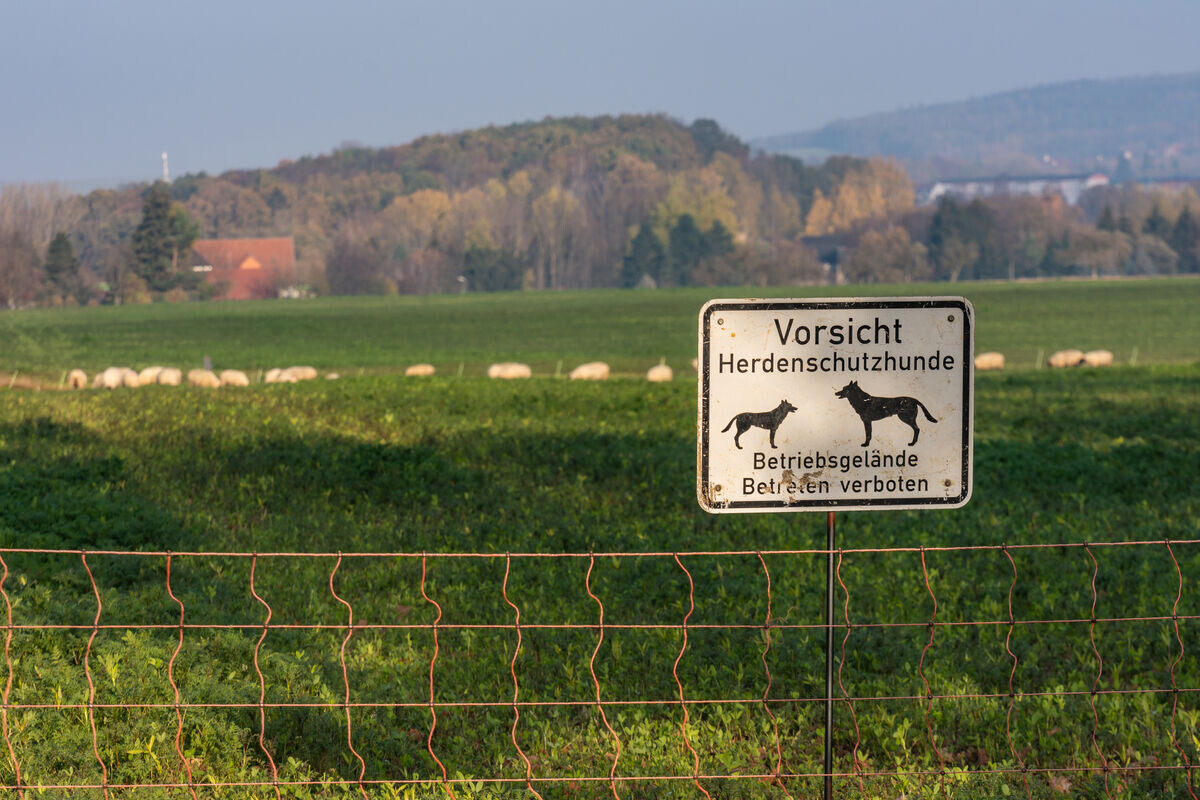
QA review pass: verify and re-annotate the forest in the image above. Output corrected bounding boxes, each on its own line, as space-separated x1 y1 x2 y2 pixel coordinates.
1 114 1198 308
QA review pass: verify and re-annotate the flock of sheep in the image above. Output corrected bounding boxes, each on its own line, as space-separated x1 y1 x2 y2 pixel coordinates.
73 365 326 389
64 350 1115 389
973 349 1115 371
66 360 677 389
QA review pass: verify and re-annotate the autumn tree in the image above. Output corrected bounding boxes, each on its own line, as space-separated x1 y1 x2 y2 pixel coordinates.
0 230 41 308
844 227 930 284
530 186 583 289
325 226 386 295
185 179 271 237
1061 228 1133 279
650 168 738 244
1128 235 1178 275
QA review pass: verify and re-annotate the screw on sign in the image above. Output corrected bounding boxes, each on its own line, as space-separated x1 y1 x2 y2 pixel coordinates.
696 297 975 799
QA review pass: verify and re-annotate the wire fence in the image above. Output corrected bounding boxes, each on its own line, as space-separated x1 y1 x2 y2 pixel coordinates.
0 540 1196 797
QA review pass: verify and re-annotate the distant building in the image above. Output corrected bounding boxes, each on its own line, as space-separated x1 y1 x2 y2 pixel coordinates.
918 173 1110 206
191 237 295 300
1136 176 1200 194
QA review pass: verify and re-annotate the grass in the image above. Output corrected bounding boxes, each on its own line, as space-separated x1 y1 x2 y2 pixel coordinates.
0 363 1197 798
0 277 1198 381
0 279 1197 797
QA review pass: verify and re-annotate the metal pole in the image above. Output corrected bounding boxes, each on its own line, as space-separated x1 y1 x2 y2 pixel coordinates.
825 510 836 800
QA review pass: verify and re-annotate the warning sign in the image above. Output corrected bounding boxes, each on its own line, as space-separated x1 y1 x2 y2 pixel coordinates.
697 298 974 513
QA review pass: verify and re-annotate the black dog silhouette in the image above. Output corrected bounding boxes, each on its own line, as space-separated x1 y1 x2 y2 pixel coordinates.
720 400 797 449
835 381 936 447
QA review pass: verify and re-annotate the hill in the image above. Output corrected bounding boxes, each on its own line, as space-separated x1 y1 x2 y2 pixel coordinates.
2 115 924 303
755 72 1200 180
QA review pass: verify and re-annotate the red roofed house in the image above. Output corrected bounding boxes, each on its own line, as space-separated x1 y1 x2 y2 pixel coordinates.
191 237 295 300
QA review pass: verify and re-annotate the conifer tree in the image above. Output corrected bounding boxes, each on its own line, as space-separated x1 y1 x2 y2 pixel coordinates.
1142 203 1171 238
131 183 198 292
621 222 664 287
131 183 177 291
1171 207 1200 273
43 232 81 298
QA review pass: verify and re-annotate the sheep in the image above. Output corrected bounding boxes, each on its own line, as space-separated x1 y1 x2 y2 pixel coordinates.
487 362 532 379
284 366 317 381
690 358 698 372
219 369 250 387
94 367 128 389
1048 349 1085 368
265 368 296 384
67 369 88 389
405 363 436 377
974 352 1005 371
646 363 673 383
187 368 221 388
157 368 182 386
568 361 610 381
325 373 340 380
121 368 140 388
138 366 164 386
1083 350 1114 367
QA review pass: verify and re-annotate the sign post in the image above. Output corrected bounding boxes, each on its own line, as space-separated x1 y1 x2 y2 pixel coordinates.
697 297 974 798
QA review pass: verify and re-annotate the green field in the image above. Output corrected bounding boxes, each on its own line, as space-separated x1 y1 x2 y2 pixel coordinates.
2 278 1198 382
0 280 1198 798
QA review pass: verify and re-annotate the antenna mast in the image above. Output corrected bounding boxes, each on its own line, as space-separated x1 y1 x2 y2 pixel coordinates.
162 151 169 183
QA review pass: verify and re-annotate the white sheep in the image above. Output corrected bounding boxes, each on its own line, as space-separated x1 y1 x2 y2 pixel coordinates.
325 372 340 380
94 367 128 389
264 368 296 384
121 368 140 388
1083 350 1114 367
569 361 610 381
187 368 221 388
487 362 532 379
284 366 317 381
138 366 164 386
219 369 250 387
1048 349 1084 368
405 364 436 377
646 363 673 383
690 358 698 372
974 352 1005 371
157 368 182 386
67 369 88 389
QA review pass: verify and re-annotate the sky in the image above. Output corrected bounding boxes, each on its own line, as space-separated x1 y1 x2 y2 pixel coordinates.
2 0 1199 188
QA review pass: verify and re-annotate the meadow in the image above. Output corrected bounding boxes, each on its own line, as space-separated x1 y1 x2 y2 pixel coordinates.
0 279 1197 798
2 277 1199 382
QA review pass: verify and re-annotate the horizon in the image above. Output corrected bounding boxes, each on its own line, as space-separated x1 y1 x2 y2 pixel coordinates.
3 0 1199 188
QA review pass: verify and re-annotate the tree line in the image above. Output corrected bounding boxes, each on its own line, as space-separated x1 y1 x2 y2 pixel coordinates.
1 114 1198 308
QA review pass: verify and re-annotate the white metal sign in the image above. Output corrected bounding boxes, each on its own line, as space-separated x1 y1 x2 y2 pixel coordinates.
697 298 974 513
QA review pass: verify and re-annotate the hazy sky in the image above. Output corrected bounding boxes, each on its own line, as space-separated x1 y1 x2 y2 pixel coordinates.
2 0 1198 187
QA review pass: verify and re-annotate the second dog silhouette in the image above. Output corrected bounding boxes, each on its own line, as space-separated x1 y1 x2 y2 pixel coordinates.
835 381 937 447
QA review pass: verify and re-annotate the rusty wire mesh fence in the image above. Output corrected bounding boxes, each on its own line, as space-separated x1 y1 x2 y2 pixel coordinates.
0 540 1196 798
